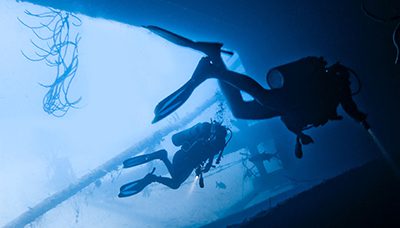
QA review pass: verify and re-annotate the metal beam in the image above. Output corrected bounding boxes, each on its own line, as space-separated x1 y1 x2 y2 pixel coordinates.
4 94 221 228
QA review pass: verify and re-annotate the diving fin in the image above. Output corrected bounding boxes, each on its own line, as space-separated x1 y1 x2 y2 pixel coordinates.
123 150 167 168
152 57 212 123
118 168 156 198
152 81 195 123
143 25 196 49
143 25 233 56
118 179 145 198
123 155 150 169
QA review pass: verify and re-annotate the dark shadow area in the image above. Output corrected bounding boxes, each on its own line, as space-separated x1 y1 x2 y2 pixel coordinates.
15 0 400 226
229 159 400 227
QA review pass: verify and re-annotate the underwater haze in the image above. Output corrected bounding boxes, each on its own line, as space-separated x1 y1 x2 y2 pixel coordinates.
1 0 395 227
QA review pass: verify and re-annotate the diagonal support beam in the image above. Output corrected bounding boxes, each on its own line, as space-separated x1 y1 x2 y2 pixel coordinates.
4 94 222 228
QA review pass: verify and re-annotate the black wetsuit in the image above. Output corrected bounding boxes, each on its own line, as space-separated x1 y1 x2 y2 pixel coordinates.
147 122 226 189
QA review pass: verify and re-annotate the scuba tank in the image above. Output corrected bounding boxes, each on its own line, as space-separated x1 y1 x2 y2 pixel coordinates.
172 122 211 147
266 56 327 92
172 121 228 148
174 121 232 187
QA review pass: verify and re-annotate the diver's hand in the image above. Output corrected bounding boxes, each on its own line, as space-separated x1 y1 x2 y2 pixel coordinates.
358 112 367 122
356 113 369 129
203 165 215 173
361 119 370 130
299 133 314 145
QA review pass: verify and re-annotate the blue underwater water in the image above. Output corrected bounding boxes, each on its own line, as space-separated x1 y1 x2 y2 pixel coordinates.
1 0 391 227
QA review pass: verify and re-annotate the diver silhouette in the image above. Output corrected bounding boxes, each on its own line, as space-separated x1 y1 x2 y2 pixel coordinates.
118 121 231 198
146 26 368 159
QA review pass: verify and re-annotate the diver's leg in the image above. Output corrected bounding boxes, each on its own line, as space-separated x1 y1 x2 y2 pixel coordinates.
193 58 283 112
119 151 188 195
118 168 157 197
193 58 269 103
153 167 192 189
215 69 269 103
152 159 193 190
152 176 182 189
157 149 192 178
218 80 250 113
218 80 280 119
217 69 293 112
152 150 195 189
158 153 174 176
153 57 279 123
152 164 193 189
211 52 281 118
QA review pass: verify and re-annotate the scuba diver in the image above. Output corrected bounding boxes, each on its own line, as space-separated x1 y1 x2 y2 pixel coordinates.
145 26 369 159
118 121 232 198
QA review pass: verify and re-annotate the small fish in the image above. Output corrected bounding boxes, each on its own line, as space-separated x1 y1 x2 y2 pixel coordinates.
215 181 227 189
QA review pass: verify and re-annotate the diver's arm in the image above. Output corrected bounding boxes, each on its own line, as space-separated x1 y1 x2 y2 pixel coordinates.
341 97 366 122
340 88 367 123
203 156 214 173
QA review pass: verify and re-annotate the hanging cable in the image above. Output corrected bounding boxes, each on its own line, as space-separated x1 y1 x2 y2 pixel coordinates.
362 0 400 64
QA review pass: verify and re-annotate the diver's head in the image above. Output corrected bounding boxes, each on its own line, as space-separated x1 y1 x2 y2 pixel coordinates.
211 121 228 140
216 125 228 139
